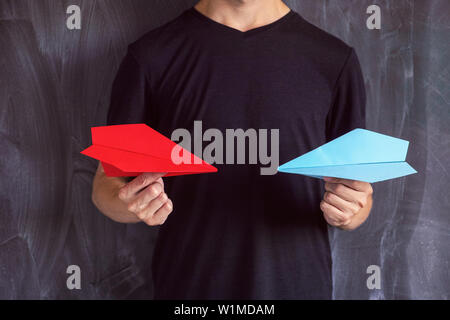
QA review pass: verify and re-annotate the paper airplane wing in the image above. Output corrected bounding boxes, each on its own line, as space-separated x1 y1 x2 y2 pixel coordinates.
278 129 417 183
81 124 217 177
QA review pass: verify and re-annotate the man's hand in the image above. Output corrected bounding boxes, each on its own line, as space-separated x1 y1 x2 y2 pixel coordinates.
320 177 373 231
118 172 173 226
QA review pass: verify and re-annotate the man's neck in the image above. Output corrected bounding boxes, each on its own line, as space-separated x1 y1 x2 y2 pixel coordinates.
194 0 291 32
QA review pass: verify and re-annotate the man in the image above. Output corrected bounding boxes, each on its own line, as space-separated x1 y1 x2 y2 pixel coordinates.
92 0 373 299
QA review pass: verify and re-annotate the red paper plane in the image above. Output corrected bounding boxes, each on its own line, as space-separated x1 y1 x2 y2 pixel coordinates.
81 124 218 177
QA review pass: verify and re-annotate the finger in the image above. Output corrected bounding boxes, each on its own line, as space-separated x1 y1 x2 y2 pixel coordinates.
119 172 166 201
155 177 164 188
320 200 349 224
325 182 370 208
150 199 174 225
324 177 367 192
138 192 168 222
323 192 359 218
322 211 342 227
127 182 163 214
325 182 363 204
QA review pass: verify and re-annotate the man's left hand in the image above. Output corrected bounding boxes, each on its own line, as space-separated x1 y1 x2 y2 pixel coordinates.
320 177 373 231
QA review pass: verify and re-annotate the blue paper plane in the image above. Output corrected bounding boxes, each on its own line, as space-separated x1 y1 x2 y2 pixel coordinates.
278 129 417 183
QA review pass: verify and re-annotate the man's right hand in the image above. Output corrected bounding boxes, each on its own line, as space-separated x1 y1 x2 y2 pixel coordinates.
118 172 173 226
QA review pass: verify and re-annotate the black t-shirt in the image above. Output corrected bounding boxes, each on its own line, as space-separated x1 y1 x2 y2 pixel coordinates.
107 8 366 299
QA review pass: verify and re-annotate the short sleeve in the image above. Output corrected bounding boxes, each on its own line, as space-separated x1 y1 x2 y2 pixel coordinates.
106 47 150 125
326 48 366 142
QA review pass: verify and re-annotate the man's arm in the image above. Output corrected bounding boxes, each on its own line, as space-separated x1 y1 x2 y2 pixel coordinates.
320 177 373 231
92 163 173 226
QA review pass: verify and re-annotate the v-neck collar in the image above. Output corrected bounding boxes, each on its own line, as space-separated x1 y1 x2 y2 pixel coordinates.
188 7 296 37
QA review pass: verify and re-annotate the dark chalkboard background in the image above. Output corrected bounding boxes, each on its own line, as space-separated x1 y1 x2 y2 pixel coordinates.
0 0 449 299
